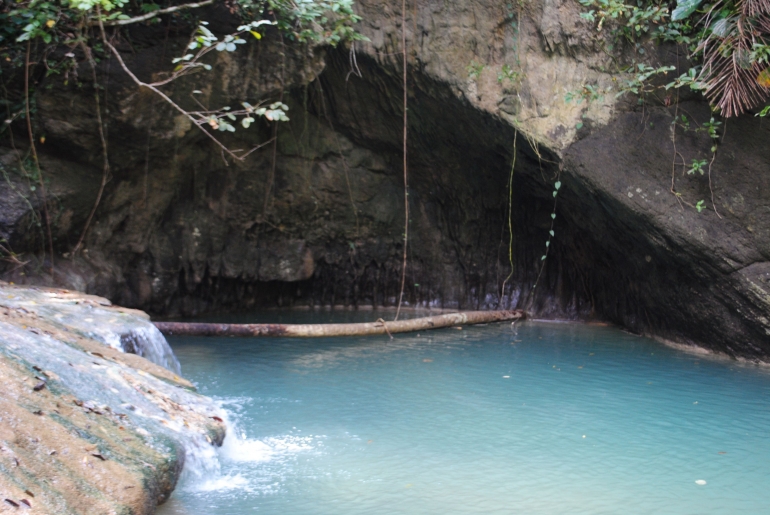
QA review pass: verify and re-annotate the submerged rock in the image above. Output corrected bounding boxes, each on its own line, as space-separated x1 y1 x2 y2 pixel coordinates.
0 283 225 514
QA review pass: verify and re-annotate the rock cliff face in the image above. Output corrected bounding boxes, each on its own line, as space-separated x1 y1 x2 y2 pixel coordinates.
1 0 769 358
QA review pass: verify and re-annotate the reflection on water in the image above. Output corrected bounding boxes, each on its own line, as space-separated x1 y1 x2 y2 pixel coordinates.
158 318 770 515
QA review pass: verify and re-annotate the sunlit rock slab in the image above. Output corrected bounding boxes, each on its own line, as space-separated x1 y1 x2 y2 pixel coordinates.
0 283 225 515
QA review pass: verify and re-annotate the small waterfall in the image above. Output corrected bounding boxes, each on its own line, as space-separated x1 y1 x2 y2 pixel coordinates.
118 325 181 374
0 286 180 372
0 318 225 456
0 317 227 483
0 283 228 514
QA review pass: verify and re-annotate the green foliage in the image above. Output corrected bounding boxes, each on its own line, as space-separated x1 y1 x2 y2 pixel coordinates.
664 67 706 92
578 0 770 116
578 0 669 41
673 113 690 130
695 199 705 212
2 1 60 45
541 181 560 262
618 63 675 97
467 60 486 80
266 0 367 46
670 0 700 21
752 43 770 65
1 0 366 140
497 64 521 85
687 158 707 175
1 0 365 54
67 0 128 11
565 84 605 104
198 100 288 132
698 116 721 146
166 19 292 130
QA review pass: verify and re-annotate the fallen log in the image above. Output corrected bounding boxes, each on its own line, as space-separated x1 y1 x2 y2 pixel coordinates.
153 310 526 338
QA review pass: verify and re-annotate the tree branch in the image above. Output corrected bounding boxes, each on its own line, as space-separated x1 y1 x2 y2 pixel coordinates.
93 0 215 27
97 15 247 162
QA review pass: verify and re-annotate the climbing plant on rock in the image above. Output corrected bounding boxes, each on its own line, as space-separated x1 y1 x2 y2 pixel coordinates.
579 0 770 117
532 178 560 294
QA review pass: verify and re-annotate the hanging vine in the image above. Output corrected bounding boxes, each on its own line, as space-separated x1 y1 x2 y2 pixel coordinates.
394 0 409 321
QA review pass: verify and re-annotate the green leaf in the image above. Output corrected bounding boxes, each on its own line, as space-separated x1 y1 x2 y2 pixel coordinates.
551 213 556 219
711 17 734 38
541 255 547 260
140 3 160 13
549 230 555 237
671 0 702 21
554 181 561 190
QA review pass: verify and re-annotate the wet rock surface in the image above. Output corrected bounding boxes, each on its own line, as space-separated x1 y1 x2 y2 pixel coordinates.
0 0 769 358
0 284 225 514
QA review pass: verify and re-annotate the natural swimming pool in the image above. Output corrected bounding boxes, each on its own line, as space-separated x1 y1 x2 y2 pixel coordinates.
157 313 770 515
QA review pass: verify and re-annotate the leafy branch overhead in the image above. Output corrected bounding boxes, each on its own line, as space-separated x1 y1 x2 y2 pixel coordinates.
579 0 770 117
1 0 366 156
0 0 365 261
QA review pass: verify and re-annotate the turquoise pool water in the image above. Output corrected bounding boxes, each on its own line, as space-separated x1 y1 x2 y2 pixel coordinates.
157 317 770 515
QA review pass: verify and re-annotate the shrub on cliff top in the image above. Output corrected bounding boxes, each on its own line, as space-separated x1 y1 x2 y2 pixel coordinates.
579 0 770 117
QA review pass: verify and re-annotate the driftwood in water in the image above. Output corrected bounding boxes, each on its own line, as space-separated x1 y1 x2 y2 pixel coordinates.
153 310 526 338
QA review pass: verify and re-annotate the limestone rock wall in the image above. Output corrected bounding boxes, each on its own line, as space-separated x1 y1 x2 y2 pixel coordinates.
0 284 225 514
0 0 769 358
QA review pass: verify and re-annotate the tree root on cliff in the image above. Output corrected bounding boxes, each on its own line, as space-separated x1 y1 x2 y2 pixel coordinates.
153 310 526 338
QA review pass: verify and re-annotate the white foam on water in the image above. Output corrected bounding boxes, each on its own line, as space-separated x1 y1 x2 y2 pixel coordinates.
220 433 276 463
177 397 316 496
262 435 314 454
218 403 316 465
193 474 251 492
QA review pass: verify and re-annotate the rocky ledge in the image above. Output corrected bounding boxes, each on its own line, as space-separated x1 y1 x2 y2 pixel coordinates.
0 283 225 515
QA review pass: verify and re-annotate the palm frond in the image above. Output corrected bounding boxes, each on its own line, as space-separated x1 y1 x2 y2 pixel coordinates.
700 43 769 116
741 0 770 17
695 13 770 116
